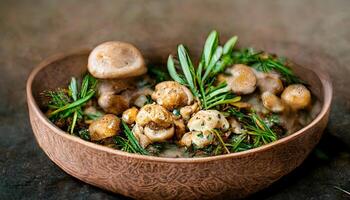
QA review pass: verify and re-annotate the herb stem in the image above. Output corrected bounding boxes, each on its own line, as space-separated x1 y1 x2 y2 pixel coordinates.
49 90 95 117
212 129 230 154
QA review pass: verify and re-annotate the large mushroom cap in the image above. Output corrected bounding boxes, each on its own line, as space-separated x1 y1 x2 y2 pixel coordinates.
88 41 147 79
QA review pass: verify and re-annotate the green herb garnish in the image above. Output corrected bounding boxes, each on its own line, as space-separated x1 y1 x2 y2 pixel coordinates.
228 108 278 151
45 74 97 134
121 121 148 155
232 48 303 84
167 30 240 109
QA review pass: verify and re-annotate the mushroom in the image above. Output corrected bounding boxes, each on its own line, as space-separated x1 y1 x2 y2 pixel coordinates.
98 93 129 115
281 84 311 110
136 104 173 128
179 131 214 148
96 79 153 115
228 118 243 134
174 118 186 139
224 64 257 95
122 107 139 124
261 91 285 113
180 110 229 148
88 41 147 79
96 79 135 115
187 110 229 132
151 81 193 110
89 114 120 141
254 70 284 94
144 125 175 142
132 124 152 148
132 104 175 146
179 102 199 121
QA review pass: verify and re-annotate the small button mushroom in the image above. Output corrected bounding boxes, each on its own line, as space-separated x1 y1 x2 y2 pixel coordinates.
136 104 173 128
180 102 199 121
228 118 243 134
144 125 175 142
225 64 257 95
254 70 284 94
187 110 229 132
132 124 152 148
261 91 285 113
281 84 311 110
133 94 148 108
98 93 129 115
122 107 139 124
151 81 193 110
174 118 186 139
96 79 135 115
179 131 214 148
88 41 147 79
89 114 120 141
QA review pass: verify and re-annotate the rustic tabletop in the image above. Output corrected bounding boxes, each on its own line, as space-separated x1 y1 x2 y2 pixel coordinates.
0 0 349 199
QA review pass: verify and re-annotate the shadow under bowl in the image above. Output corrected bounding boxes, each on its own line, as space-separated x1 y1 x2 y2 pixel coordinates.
26 45 332 200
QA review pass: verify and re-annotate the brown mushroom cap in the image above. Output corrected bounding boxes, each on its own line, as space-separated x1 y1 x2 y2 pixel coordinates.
89 114 120 141
151 81 193 110
88 41 147 79
225 64 257 95
281 84 311 110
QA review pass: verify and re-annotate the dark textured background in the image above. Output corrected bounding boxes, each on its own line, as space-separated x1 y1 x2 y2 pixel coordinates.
0 0 349 199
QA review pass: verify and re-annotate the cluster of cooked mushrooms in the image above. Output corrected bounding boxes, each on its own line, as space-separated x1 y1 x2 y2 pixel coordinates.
44 32 319 157
86 41 310 147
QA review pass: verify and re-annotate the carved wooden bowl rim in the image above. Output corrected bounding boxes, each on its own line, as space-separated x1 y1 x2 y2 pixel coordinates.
26 47 333 163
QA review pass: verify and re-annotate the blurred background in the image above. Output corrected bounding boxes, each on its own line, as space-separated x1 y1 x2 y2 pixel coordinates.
0 0 349 199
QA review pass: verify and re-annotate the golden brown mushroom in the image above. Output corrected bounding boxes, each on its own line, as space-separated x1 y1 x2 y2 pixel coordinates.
89 114 120 141
261 91 285 113
88 41 147 79
132 124 152 148
132 104 175 146
224 64 257 95
151 81 193 110
122 107 139 124
135 104 173 128
179 102 199 121
96 79 134 115
281 84 311 110
254 70 284 94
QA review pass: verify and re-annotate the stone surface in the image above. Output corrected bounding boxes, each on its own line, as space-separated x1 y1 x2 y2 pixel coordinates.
0 0 349 199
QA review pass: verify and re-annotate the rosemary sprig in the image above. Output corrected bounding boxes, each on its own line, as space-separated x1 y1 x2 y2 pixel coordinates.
121 121 148 155
232 48 303 84
45 74 97 134
228 108 278 151
167 30 240 109
114 136 137 153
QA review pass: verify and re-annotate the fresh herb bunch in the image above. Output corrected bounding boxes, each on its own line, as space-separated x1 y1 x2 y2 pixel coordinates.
231 48 303 84
115 121 148 155
167 30 240 109
45 74 97 134
227 108 278 152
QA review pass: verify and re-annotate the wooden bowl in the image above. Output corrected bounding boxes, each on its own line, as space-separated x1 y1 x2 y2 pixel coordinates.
26 44 332 200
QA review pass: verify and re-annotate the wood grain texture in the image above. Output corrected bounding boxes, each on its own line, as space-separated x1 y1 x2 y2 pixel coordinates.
26 44 332 199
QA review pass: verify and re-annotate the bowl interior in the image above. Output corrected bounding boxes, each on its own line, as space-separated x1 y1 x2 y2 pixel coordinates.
31 49 325 111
